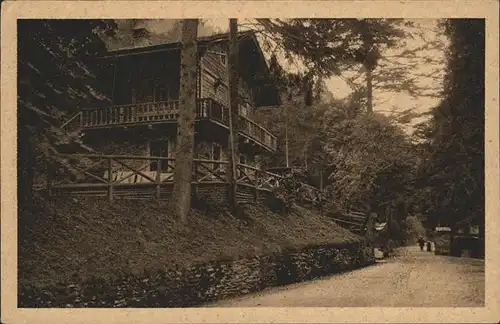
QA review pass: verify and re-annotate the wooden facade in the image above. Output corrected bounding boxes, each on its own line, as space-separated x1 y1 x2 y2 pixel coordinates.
56 33 279 200
60 32 280 172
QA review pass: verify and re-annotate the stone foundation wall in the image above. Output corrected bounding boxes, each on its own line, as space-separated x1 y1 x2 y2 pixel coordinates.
19 242 375 308
194 183 229 207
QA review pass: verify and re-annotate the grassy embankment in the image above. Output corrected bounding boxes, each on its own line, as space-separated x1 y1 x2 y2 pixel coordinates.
19 195 363 288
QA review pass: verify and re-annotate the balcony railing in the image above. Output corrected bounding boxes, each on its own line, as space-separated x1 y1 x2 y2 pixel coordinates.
238 115 277 152
81 100 180 127
80 98 277 151
196 98 277 151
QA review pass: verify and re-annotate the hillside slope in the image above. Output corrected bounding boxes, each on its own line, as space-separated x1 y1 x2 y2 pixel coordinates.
19 195 362 287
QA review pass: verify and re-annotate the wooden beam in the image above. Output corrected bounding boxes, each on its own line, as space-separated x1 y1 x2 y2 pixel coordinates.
114 162 150 184
59 153 229 164
112 158 156 183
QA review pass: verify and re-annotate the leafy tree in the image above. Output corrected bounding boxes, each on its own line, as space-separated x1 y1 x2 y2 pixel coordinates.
254 18 444 115
322 111 417 215
419 19 485 237
331 19 407 113
256 85 418 223
336 20 446 113
18 19 114 208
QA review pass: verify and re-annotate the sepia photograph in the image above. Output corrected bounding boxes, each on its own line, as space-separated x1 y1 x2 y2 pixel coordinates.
1 1 499 323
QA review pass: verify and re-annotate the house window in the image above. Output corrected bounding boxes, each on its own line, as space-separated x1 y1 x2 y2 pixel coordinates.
137 78 155 103
154 84 168 102
131 89 136 104
149 140 169 172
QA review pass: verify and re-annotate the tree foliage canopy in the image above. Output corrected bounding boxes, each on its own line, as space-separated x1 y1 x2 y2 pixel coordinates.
18 19 113 160
415 19 485 232
17 19 115 204
255 18 445 116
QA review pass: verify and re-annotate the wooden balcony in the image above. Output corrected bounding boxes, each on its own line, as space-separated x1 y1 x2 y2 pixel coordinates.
78 98 277 151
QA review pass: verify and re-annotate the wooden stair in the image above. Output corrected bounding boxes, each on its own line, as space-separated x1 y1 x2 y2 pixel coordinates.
330 209 370 234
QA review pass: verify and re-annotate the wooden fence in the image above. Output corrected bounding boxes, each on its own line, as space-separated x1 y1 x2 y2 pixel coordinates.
49 154 322 205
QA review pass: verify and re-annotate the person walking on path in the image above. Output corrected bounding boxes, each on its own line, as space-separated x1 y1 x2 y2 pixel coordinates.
418 236 426 251
426 241 432 252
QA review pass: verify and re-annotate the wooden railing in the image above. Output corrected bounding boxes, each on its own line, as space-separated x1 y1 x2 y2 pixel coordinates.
331 210 370 233
196 97 229 124
49 154 322 204
239 115 277 151
236 163 281 190
60 111 83 134
81 101 180 127
77 98 277 151
52 154 230 185
196 99 277 150
235 163 323 205
51 154 232 201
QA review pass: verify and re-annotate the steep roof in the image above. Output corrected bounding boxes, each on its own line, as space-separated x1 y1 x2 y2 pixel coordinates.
103 30 254 55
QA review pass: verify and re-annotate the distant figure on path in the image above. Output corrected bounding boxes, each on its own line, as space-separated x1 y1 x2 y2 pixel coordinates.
426 241 432 252
418 236 425 251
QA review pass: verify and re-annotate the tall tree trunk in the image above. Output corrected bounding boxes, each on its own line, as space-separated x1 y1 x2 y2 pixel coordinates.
360 20 375 114
227 18 239 212
172 19 198 222
366 66 373 113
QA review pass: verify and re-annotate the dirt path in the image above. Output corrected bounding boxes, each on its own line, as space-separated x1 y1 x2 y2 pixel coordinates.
205 246 484 307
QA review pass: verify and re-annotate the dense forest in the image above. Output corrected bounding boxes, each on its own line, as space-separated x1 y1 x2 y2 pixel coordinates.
18 18 485 241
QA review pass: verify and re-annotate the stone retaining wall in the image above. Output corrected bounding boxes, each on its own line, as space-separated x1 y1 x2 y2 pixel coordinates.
19 241 375 307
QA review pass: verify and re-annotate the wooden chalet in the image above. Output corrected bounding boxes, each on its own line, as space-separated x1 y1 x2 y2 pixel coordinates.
68 31 279 161
52 31 324 206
